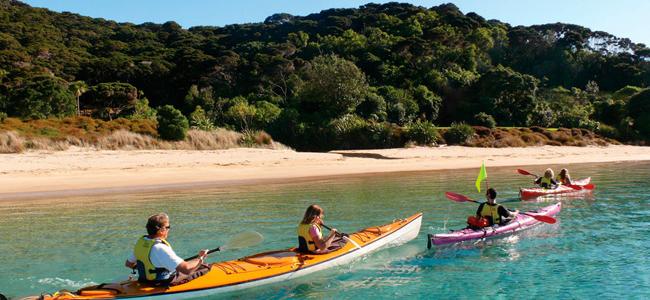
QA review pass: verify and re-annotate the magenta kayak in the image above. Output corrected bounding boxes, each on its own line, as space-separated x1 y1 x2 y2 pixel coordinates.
519 177 594 199
427 202 561 247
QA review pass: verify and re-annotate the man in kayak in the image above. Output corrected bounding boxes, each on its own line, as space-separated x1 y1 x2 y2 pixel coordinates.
298 204 340 253
476 188 519 226
534 168 558 189
556 168 573 185
125 213 210 286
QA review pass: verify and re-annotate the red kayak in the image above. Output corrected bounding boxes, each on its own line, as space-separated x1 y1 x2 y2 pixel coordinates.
519 177 594 199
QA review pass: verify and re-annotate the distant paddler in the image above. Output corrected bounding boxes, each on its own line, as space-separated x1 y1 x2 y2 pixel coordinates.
534 168 559 189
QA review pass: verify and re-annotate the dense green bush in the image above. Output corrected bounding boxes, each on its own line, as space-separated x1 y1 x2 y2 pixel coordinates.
157 105 189 141
473 112 496 128
627 89 650 137
189 106 214 131
444 122 475 145
406 120 438 145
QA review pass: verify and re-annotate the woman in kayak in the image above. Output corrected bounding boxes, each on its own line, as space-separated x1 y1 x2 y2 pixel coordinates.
298 204 339 253
534 168 558 189
556 168 573 185
475 188 519 226
125 213 210 286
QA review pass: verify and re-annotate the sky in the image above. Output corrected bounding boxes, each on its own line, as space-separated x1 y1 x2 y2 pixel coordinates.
22 0 650 46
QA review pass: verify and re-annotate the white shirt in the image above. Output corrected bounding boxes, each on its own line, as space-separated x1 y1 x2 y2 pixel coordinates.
128 238 184 279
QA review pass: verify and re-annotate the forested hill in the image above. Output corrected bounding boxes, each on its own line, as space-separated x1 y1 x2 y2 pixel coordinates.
1 0 649 150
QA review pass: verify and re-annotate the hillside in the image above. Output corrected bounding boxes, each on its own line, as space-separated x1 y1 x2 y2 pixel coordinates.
0 0 649 150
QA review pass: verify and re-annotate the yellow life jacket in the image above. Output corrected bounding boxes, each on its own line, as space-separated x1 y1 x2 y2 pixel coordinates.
556 175 569 185
479 203 502 225
297 223 322 252
540 176 553 189
134 236 173 282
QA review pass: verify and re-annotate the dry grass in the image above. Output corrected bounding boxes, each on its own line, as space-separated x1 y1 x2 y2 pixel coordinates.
459 126 612 148
0 131 25 153
0 116 288 153
97 130 162 150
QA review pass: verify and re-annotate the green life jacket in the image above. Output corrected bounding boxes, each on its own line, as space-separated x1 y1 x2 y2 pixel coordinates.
134 236 173 282
479 203 502 225
539 176 553 189
297 223 321 252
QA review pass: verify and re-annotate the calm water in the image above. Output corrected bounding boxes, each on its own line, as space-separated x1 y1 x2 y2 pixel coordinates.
1 161 649 299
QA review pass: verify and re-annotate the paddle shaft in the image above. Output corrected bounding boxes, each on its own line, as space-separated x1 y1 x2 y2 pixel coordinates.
185 247 220 261
321 223 349 237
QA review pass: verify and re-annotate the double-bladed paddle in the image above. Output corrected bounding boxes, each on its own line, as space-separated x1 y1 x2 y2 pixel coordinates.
444 191 557 224
185 231 264 261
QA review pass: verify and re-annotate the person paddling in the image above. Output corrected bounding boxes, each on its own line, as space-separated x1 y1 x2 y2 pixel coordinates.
474 188 519 226
297 205 339 253
534 168 558 189
125 213 211 286
556 168 573 185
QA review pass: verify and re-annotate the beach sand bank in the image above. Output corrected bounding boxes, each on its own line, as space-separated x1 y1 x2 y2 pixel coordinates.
1 145 649 200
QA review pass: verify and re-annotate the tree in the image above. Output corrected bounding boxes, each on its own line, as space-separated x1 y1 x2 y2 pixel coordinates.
69 81 88 116
627 89 650 136
8 75 76 119
474 65 539 126
83 82 139 120
296 55 368 120
157 105 189 140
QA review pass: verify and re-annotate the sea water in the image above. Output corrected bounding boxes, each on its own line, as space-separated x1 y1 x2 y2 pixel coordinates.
1 161 648 299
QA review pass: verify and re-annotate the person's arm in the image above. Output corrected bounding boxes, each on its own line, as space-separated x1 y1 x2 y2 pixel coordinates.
125 253 137 269
501 206 518 219
551 178 559 189
310 225 336 251
152 244 207 275
534 177 541 185
176 249 208 274
476 203 484 217
566 175 572 185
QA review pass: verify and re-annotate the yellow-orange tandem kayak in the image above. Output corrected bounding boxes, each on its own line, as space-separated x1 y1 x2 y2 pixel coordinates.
24 213 422 300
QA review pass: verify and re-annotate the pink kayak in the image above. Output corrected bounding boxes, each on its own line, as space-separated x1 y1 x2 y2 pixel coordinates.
519 177 594 200
427 202 561 247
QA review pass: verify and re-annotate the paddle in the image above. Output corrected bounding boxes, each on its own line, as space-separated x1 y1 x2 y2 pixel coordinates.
185 231 264 261
516 168 583 191
444 192 557 224
321 223 349 237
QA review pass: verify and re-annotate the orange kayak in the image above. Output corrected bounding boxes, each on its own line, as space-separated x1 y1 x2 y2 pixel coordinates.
24 213 422 300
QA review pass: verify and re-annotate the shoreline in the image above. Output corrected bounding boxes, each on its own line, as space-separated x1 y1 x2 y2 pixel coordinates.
1 145 649 201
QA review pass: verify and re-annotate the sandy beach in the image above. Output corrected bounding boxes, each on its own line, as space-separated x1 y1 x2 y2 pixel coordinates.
1 145 649 200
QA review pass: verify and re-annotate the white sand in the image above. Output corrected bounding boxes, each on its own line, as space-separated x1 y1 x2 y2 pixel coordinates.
1 145 649 200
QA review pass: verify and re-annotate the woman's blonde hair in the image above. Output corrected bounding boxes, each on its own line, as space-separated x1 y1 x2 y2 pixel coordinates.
544 168 554 178
301 204 323 225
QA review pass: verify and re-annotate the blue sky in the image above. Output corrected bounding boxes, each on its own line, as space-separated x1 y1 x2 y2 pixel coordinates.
23 0 650 45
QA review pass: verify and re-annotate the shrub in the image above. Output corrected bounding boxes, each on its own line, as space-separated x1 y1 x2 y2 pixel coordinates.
0 112 6 122
157 105 189 141
473 112 496 128
189 106 214 131
406 120 438 145
444 122 475 145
